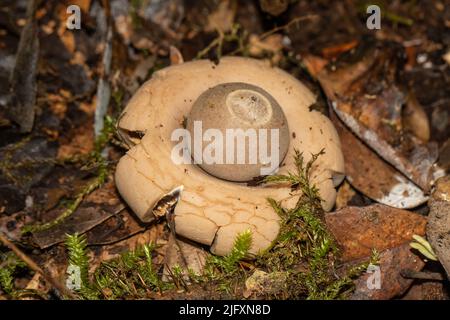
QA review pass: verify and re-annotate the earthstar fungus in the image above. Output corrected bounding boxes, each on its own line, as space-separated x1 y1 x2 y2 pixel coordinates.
115 57 345 256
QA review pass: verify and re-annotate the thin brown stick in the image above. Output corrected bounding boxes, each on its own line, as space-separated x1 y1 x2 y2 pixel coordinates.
259 14 319 40
401 269 446 281
0 232 77 299
100 0 111 22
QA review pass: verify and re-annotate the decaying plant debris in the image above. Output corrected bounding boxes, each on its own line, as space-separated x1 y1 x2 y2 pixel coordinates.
0 0 449 300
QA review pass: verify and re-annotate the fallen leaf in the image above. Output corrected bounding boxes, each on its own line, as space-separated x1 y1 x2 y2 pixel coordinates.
331 110 428 209
350 243 425 300
325 204 427 262
84 207 144 246
91 224 166 266
32 180 126 248
8 0 39 132
32 206 118 249
317 41 440 191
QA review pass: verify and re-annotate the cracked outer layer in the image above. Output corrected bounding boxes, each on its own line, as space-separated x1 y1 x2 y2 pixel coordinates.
115 57 345 256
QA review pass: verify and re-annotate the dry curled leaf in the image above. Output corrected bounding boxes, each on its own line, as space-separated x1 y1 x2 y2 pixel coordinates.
317 41 440 191
331 110 428 209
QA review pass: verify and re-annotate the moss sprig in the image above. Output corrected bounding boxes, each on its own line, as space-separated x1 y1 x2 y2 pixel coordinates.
255 149 374 299
202 230 253 294
206 230 252 275
0 252 28 298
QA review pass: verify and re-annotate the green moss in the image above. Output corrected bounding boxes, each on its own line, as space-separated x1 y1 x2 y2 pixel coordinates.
254 149 377 299
207 230 252 275
193 230 251 294
64 233 173 299
65 233 90 287
0 252 28 298
196 24 249 60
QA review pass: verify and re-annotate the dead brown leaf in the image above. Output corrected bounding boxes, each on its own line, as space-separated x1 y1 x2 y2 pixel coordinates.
317 42 440 191
350 243 425 300
326 204 427 262
331 110 428 209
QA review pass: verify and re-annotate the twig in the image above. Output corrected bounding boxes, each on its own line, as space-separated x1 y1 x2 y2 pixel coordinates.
165 264 189 292
196 24 245 59
8 0 41 132
0 232 77 299
94 2 113 139
357 3 413 26
401 269 446 281
100 0 111 20
87 227 146 247
259 15 319 40
384 11 413 26
196 31 225 59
